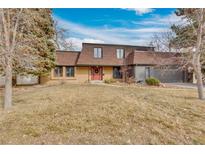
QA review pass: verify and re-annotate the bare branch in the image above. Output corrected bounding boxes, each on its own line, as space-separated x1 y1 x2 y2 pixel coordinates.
54 20 75 50
10 8 23 53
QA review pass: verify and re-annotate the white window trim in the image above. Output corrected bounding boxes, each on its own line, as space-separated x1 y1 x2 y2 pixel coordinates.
94 48 102 58
116 49 125 59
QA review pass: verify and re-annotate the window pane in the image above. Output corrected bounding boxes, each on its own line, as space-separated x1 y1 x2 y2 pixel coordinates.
66 66 74 77
116 49 124 59
94 48 98 58
54 66 63 77
120 49 122 58
113 67 122 79
122 49 125 58
94 48 102 58
116 49 120 59
121 49 124 58
98 48 102 58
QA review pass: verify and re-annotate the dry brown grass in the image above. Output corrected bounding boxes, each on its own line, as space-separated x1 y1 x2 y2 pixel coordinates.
0 83 205 144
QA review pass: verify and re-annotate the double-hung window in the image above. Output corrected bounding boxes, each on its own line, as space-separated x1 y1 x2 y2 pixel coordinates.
116 49 125 59
94 48 102 58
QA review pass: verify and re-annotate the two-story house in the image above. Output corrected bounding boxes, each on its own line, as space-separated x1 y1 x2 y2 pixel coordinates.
48 43 188 83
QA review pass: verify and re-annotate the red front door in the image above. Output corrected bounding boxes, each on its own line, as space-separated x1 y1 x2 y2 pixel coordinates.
91 66 103 80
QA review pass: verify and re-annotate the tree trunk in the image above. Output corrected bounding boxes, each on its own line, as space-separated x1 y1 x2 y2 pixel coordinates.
194 8 204 100
196 71 204 99
4 64 12 109
195 56 204 100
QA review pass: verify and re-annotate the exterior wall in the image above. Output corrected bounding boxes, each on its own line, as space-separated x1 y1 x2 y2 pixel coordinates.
50 66 114 83
76 66 90 82
50 66 90 83
40 74 51 84
75 66 114 81
103 66 113 80
134 66 147 82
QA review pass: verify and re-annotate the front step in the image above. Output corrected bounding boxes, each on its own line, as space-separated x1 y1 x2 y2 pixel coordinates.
90 80 104 84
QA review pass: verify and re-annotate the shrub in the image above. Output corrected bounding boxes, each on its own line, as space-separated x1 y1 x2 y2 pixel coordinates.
126 77 136 84
145 77 160 86
104 78 116 84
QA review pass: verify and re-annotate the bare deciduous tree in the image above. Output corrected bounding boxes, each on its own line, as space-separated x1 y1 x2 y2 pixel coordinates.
150 9 205 100
54 20 75 50
172 8 205 100
149 30 178 52
0 9 23 109
0 9 55 109
190 8 204 99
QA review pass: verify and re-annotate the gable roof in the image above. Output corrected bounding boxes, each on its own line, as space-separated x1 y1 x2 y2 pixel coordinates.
56 51 80 66
82 43 155 51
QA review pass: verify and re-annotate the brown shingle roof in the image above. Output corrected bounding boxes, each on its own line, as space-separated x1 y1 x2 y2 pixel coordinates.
82 43 155 51
56 51 80 66
55 44 182 67
77 43 149 66
126 51 182 65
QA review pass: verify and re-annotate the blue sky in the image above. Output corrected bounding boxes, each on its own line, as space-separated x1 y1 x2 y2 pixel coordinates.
53 8 180 50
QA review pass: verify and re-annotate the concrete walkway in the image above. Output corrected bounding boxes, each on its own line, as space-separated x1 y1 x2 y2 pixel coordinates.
164 83 200 89
89 80 104 84
89 81 201 89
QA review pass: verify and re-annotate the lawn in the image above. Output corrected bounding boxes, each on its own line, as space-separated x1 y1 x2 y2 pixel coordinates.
0 83 205 144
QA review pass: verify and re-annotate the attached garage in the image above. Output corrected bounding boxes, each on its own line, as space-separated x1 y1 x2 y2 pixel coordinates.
134 65 184 83
150 67 184 83
131 50 185 83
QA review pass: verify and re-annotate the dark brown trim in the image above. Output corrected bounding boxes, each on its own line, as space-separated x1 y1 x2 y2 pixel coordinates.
76 64 123 66
82 43 154 50
56 50 81 53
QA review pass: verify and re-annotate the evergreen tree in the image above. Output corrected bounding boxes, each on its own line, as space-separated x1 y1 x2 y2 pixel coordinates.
0 9 56 109
171 8 205 99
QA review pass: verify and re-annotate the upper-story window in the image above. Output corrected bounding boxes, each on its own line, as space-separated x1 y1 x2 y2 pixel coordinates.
116 49 125 59
94 48 102 58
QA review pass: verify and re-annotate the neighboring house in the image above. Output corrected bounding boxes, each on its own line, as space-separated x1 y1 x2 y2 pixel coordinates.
50 43 189 83
0 76 5 87
0 75 39 87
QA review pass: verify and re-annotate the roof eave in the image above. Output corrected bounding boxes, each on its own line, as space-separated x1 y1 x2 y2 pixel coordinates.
76 64 123 66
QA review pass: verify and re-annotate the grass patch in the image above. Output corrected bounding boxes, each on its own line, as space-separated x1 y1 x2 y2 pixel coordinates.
104 78 116 84
0 83 205 144
23 127 41 137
